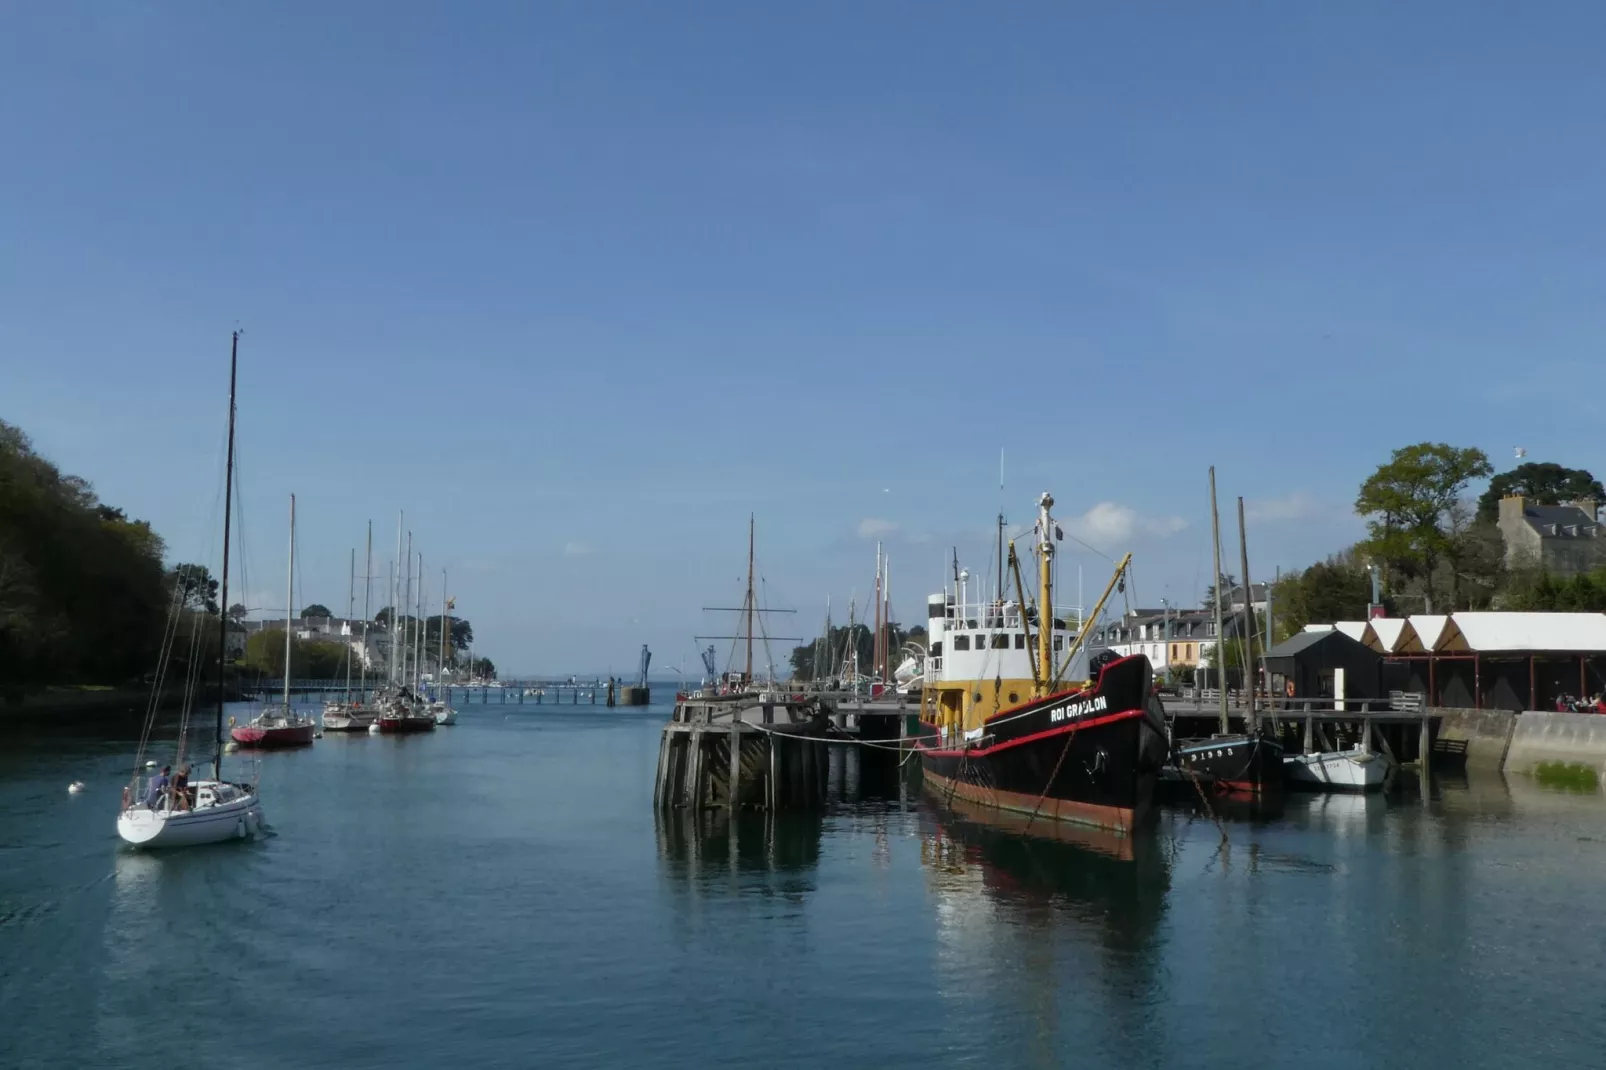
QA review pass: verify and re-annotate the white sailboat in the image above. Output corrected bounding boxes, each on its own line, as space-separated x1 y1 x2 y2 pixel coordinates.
1284 744 1389 792
433 569 458 725
324 525 379 732
118 332 265 849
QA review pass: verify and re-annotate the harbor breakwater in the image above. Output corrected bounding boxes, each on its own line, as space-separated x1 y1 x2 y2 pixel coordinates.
1436 706 1606 778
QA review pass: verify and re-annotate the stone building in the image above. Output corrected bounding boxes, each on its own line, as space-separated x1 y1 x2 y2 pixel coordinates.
1496 496 1605 577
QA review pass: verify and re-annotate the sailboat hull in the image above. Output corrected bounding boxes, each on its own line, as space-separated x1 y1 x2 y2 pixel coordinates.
231 723 316 747
916 656 1166 836
1284 747 1387 792
1174 734 1285 794
378 715 436 733
117 793 263 848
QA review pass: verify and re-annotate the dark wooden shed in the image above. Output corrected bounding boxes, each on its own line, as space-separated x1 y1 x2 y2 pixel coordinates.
1265 629 1382 704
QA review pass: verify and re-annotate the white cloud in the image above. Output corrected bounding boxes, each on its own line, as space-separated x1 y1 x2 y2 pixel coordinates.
563 541 596 557
1063 502 1188 546
857 518 898 539
1245 493 1318 523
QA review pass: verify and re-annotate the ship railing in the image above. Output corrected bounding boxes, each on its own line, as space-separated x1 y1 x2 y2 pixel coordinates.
938 600 1084 630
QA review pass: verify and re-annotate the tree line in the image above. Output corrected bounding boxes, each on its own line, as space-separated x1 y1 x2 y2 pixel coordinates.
1268 448 1606 636
0 418 492 689
789 622 927 681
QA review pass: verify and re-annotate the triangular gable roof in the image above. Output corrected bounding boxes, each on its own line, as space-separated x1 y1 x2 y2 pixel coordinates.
1360 618 1406 653
1435 612 1606 653
1334 621 1368 642
1396 615 1449 654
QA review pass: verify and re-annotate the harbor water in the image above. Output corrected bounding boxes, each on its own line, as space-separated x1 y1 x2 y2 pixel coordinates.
4 695 1606 1068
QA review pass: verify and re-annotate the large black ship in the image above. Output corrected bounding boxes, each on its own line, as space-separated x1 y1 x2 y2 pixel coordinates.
918 652 1169 834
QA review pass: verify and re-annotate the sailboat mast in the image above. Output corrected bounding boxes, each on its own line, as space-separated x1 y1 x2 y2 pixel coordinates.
745 514 755 682
361 521 371 698
283 494 295 711
411 549 417 690
393 512 404 686
345 547 355 701
213 331 238 782
1208 467 1229 734
1236 496 1257 731
407 526 414 687
873 544 883 681
440 569 448 687
884 557 892 679
1035 492 1055 695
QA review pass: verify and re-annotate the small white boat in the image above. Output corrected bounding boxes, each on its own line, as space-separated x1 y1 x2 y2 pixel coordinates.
322 702 379 732
118 777 263 848
1284 745 1388 792
432 702 457 726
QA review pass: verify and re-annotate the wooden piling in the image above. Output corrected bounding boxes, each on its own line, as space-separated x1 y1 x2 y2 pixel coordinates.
728 721 741 810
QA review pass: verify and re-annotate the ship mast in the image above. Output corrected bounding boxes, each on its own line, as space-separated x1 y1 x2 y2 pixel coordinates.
213 331 238 782
1209 467 1229 735
1035 492 1055 698
745 513 754 682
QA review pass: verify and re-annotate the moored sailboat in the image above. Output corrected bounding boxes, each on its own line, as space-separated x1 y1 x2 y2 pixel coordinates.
118 332 265 848
1172 472 1283 794
916 492 1169 835
233 494 317 747
324 526 379 733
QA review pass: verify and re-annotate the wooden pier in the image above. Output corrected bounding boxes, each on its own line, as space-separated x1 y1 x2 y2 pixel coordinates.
651 692 918 812
1170 690 1439 766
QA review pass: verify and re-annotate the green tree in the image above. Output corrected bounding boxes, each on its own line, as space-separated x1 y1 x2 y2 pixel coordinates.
470 656 496 679
789 621 925 681
1201 573 1239 611
1272 558 1373 637
301 603 333 619
228 603 248 621
1476 462 1605 523
241 628 349 677
0 419 169 684
1356 443 1492 614
171 563 219 614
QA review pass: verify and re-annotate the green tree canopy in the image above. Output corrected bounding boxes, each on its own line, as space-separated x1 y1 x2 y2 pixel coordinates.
241 628 348 677
470 656 496 679
1271 559 1374 638
1356 443 1492 614
0 419 170 683
789 621 924 681
1476 462 1604 523
301 603 333 619
171 563 219 615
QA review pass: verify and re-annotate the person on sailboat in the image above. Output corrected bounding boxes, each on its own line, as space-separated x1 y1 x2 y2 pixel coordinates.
145 766 170 808
172 765 191 810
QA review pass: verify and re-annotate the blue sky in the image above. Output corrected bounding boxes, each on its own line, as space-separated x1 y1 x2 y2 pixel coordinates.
5 3 1605 674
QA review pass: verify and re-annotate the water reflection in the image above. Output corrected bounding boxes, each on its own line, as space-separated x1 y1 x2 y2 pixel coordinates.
655 808 824 891
919 796 1170 947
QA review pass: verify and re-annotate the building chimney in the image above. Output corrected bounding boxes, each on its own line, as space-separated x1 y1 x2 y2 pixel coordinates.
1498 494 1527 525
1570 498 1600 522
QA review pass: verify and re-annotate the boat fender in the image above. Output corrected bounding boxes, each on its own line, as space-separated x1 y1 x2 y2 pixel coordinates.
235 818 246 839
69 781 86 795
121 785 130 808
1285 679 1295 698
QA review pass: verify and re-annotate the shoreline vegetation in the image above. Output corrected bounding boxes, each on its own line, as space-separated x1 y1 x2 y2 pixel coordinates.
1 419 488 720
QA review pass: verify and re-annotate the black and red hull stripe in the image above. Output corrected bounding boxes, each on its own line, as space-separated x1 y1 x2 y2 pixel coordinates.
916 655 1168 835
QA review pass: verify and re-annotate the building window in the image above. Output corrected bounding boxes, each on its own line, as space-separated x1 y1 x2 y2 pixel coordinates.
953 636 970 651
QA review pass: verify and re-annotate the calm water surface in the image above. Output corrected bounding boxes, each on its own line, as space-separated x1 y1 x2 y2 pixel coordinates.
4 695 1605 1068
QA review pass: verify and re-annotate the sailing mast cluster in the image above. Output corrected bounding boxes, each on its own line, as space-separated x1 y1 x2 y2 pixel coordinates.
116 335 463 851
